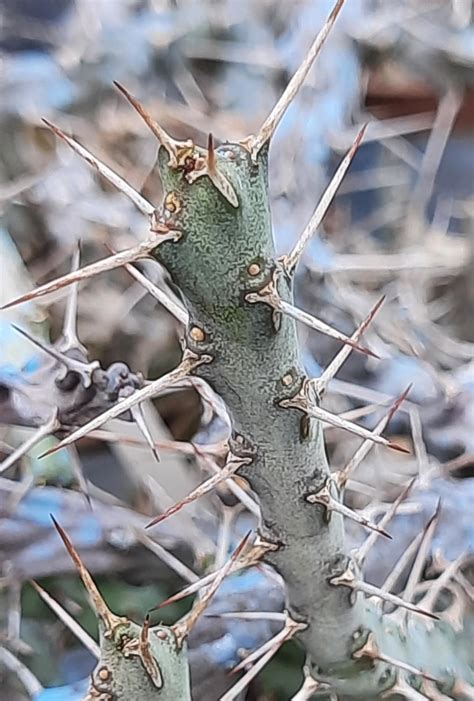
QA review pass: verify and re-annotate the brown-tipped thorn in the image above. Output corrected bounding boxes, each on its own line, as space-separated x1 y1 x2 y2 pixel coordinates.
113 81 180 166
38 353 208 459
223 617 307 701
354 477 416 567
335 384 413 490
0 242 156 311
139 614 162 688
353 632 439 683
145 453 250 529
247 281 378 359
282 385 410 453
187 134 238 207
230 614 306 676
283 121 368 274
207 133 216 173
313 295 385 396
130 404 160 463
330 567 440 620
12 324 99 388
41 118 155 217
246 0 347 159
50 515 126 633
400 500 441 620
30 580 100 659
171 531 252 645
306 479 392 538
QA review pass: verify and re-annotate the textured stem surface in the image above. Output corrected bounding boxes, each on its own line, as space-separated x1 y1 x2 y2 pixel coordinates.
152 142 473 698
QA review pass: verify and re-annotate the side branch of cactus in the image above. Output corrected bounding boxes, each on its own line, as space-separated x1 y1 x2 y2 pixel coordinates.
51 518 191 700
149 139 473 698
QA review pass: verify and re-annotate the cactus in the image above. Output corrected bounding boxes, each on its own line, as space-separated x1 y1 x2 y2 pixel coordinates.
1 1 473 699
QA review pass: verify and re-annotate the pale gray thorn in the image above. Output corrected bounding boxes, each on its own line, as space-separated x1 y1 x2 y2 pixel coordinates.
0 410 59 475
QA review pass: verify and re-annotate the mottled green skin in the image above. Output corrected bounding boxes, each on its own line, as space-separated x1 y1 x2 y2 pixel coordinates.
153 144 473 697
86 619 190 700
154 144 362 668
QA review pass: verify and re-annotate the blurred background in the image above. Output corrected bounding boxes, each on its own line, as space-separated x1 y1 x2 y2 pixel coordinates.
0 1 473 699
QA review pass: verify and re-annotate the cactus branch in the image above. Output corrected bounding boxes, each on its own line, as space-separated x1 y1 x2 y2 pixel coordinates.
51 517 191 699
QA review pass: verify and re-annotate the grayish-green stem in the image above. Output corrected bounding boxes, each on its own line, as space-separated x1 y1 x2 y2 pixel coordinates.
152 142 473 698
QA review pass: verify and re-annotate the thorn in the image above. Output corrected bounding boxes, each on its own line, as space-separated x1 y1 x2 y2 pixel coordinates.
121 260 188 325
281 384 409 453
283 122 367 273
145 453 251 528
306 479 392 538
222 615 306 701
149 536 271 612
0 242 159 310
203 611 286 622
312 295 385 395
12 324 99 388
247 278 377 358
186 137 239 207
135 530 199 584
278 298 378 357
30 581 100 659
381 673 431 700
59 243 87 354
39 353 209 458
354 477 416 567
0 646 43 698
138 615 163 688
246 0 347 158
335 385 413 490
421 680 455 701
171 531 252 645
207 133 216 173
113 81 181 167
0 410 59 475
231 613 306 674
418 553 467 616
380 531 425 601
329 568 439 620
353 632 439 682
41 118 155 216
50 516 126 634
130 403 160 462
291 668 330 701
402 500 441 606
452 679 474 701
